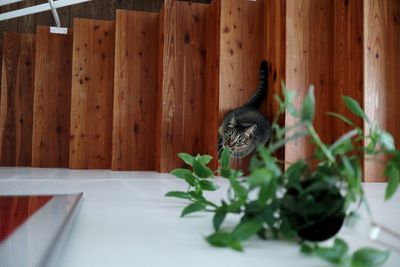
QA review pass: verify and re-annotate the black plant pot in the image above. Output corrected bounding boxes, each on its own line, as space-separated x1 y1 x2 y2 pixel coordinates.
281 178 346 242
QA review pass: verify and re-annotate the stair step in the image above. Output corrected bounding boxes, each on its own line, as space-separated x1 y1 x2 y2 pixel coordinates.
0 32 35 166
112 9 159 171
69 18 115 169
158 0 209 172
31 26 73 168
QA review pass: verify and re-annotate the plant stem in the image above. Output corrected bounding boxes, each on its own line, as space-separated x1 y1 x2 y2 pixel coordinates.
269 131 309 153
306 123 335 163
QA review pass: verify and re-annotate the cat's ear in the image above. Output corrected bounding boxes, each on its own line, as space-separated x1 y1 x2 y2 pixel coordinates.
228 115 237 128
244 125 257 137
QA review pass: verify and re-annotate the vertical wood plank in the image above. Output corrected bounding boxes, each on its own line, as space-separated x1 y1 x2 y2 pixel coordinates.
219 0 265 120
364 0 400 181
333 0 364 137
112 10 159 170
264 0 286 164
285 0 334 164
204 0 221 170
219 0 265 171
333 0 364 178
69 19 115 169
17 0 36 33
159 0 208 172
0 32 35 166
31 26 73 168
0 3 19 96
156 3 166 172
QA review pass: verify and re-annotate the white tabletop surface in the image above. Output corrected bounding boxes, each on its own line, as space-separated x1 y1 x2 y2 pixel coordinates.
0 167 399 267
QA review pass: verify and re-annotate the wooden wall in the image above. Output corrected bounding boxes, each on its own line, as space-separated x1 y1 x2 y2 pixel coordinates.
0 32 35 166
218 0 267 171
0 0 399 181
31 26 73 168
0 1 210 91
204 0 221 170
158 0 208 172
364 0 400 181
285 0 364 165
112 10 159 171
264 0 286 164
69 19 115 169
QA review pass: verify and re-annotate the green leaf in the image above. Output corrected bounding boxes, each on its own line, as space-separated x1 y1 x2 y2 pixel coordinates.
300 243 315 255
181 202 206 217
232 220 263 241
219 167 231 178
257 147 282 177
287 104 299 117
282 81 299 117
229 240 243 252
206 232 235 248
280 218 297 240
315 238 349 264
378 131 396 151
197 155 213 165
199 180 220 191
213 205 228 231
248 168 272 187
188 191 217 209
285 160 308 185
193 160 213 178
258 179 277 203
343 96 369 124
170 168 198 186
178 153 195 166
229 176 247 201
301 84 315 122
351 248 390 267
384 161 399 200
341 155 356 179
170 168 192 178
327 112 358 128
220 147 231 169
330 129 358 154
165 191 190 199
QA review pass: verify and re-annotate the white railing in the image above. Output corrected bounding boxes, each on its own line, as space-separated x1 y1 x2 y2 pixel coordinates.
0 0 24 7
0 0 93 34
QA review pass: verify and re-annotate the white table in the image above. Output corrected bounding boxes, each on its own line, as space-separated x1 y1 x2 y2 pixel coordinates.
0 167 399 267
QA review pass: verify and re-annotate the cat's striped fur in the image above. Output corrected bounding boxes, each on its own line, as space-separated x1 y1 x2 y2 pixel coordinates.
218 60 271 158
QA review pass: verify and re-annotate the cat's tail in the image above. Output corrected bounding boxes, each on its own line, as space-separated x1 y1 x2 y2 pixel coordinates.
244 60 269 109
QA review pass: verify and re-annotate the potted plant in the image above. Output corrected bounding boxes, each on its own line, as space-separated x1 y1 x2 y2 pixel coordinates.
166 83 399 266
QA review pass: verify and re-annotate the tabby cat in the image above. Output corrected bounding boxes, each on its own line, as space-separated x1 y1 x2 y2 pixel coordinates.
218 60 271 158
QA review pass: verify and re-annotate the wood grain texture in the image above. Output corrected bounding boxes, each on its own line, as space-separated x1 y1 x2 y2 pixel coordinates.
69 19 115 169
159 0 208 172
285 0 334 164
219 0 266 171
333 0 365 178
333 0 364 136
364 0 400 181
155 3 165 172
264 0 286 164
112 10 159 171
0 32 35 166
31 26 73 168
0 2 19 95
204 0 221 170
16 0 36 33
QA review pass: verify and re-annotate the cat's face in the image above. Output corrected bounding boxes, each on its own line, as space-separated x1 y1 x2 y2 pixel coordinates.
222 116 257 158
